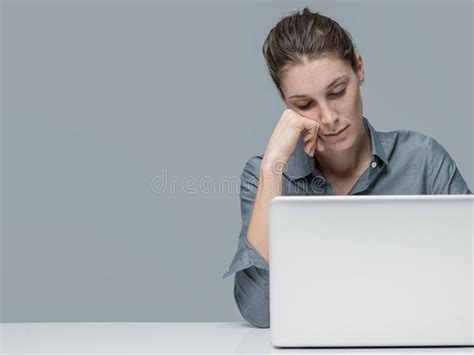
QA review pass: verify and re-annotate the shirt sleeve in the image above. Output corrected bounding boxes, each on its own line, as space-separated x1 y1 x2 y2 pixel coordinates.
427 137 472 194
222 156 270 328
222 156 270 279
234 266 270 328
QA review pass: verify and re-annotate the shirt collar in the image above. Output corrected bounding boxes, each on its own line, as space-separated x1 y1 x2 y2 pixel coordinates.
284 115 389 181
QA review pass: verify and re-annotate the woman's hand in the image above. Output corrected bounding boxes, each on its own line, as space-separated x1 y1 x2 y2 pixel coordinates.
261 109 325 173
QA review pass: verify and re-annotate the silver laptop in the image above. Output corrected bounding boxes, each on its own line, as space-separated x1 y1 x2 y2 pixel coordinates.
269 195 473 347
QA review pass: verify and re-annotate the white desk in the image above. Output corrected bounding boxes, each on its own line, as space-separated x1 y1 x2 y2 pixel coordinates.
1 322 473 354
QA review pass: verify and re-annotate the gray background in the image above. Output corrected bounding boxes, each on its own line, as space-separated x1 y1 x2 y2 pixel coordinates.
1 0 472 322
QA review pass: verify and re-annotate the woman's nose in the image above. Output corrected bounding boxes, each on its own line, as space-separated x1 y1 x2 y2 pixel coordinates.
319 103 338 126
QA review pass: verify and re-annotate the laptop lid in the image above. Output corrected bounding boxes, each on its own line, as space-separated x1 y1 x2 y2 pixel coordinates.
269 195 473 347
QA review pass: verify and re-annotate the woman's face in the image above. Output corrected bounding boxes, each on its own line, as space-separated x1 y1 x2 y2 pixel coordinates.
280 53 365 152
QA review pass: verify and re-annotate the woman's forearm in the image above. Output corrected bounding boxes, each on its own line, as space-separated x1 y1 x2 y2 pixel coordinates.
245 161 283 264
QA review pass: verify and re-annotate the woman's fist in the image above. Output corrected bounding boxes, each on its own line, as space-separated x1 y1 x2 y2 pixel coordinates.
261 109 325 173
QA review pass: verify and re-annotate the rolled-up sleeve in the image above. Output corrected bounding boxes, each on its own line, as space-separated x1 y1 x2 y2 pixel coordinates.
427 137 472 194
234 266 270 328
222 156 270 328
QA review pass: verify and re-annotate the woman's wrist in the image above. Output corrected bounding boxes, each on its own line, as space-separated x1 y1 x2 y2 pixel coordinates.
260 156 288 176
259 160 284 196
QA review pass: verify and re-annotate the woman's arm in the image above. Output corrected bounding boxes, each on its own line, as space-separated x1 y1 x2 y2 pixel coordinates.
232 161 283 328
225 110 321 327
245 161 283 264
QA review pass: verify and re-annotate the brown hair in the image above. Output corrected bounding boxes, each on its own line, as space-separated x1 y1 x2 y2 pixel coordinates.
262 7 359 100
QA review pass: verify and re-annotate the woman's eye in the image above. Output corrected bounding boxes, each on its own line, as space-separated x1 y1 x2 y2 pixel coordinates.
331 88 346 97
298 89 346 110
298 102 313 110
297 89 346 110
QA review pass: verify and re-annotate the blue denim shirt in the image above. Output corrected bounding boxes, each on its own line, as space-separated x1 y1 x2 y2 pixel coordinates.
223 116 472 328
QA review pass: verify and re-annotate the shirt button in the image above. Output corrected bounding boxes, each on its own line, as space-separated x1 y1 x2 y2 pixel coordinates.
371 161 377 168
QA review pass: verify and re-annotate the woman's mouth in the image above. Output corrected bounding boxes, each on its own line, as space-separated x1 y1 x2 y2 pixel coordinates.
322 125 349 140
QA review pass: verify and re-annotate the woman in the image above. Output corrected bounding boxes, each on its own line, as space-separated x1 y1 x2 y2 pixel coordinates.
222 7 471 328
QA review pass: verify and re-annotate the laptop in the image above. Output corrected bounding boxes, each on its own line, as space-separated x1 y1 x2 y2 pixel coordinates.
268 195 473 347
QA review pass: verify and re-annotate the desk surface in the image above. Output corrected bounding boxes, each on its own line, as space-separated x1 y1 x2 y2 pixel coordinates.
1 322 473 354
